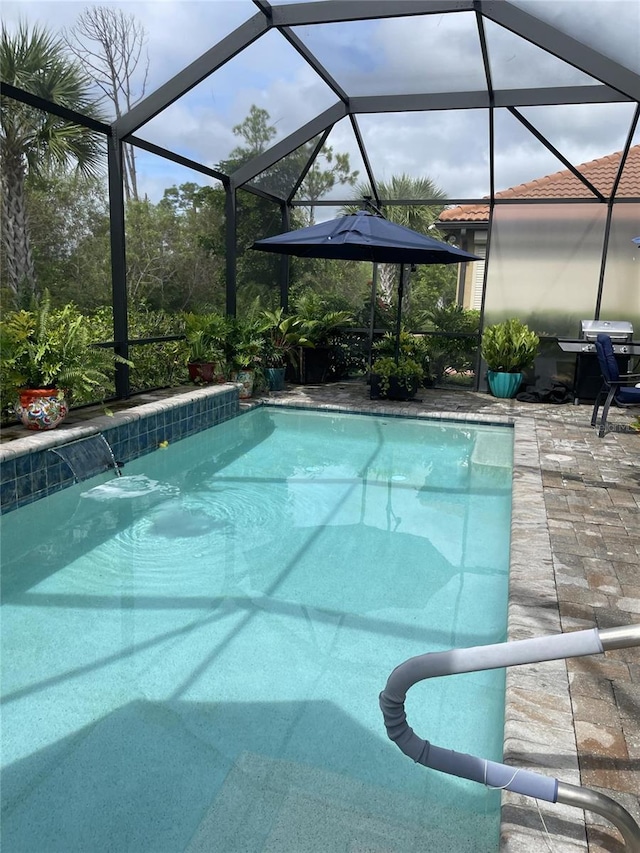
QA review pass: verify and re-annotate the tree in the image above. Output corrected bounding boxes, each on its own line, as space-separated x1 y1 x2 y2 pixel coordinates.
64 6 149 201
124 183 227 312
344 174 448 313
24 171 111 310
218 105 361 307
228 105 276 159
0 22 105 308
299 147 359 225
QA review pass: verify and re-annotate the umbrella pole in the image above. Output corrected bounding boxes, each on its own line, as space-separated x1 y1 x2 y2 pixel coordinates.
367 263 380 379
394 263 405 365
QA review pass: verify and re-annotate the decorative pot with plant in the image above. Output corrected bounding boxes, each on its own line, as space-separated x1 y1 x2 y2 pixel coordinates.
371 330 431 387
369 355 425 400
184 312 229 384
299 311 354 383
481 318 540 398
259 308 312 391
0 291 132 430
228 318 264 399
295 291 354 384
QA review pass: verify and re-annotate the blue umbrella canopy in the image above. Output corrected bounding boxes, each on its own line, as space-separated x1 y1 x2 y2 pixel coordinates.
252 210 480 265
253 210 481 371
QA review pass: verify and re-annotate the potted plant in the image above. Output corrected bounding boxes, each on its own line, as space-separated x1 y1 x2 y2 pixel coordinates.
227 318 264 399
294 295 354 383
371 330 432 387
369 355 425 400
481 318 540 398
184 312 229 384
301 310 354 382
0 291 132 430
259 309 312 391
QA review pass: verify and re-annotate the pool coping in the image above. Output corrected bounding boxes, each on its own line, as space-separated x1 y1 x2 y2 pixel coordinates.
0 387 586 851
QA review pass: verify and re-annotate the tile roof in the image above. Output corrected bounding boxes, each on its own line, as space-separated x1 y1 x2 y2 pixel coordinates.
438 144 640 224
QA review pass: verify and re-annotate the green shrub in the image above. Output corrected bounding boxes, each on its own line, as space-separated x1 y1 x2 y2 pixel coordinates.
481 318 539 373
0 292 131 417
371 355 424 397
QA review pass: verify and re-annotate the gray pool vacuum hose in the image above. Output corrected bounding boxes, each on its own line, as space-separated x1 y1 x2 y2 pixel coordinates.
379 624 640 850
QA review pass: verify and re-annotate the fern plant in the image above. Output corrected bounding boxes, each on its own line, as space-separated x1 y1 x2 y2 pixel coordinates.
0 291 131 406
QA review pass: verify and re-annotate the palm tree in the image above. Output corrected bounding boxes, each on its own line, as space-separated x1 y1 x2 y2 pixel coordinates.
345 174 448 308
1 22 105 307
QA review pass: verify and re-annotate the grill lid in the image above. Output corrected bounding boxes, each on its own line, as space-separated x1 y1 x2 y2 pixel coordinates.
580 320 633 341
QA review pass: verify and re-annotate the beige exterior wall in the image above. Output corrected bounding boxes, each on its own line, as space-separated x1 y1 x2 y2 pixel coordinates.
458 231 487 311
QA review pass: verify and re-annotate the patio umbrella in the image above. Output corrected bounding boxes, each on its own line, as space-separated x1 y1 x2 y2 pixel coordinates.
252 210 480 363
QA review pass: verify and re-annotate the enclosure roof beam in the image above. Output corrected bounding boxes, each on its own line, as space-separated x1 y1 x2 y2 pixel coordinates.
230 101 348 188
268 0 474 27
350 114 380 206
348 85 631 114
114 12 268 138
0 82 111 134
127 136 228 183
480 0 640 102
279 26 350 104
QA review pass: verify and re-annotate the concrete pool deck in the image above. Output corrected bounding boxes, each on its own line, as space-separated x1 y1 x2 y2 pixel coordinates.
1 379 638 852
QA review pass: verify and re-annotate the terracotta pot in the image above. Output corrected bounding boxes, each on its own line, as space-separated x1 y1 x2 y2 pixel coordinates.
15 388 69 430
188 362 226 384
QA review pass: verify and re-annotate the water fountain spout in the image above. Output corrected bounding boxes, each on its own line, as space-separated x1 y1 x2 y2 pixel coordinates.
49 434 122 482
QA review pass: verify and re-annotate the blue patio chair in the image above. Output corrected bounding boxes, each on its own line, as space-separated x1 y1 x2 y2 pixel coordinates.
591 333 640 436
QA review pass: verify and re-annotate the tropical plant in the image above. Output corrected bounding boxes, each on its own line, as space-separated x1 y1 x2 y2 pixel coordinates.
301 310 354 347
259 308 312 368
422 304 480 384
481 318 540 373
0 291 131 410
370 355 424 398
1 22 106 308
373 329 426 361
227 317 264 373
183 312 229 365
372 330 431 382
293 292 354 345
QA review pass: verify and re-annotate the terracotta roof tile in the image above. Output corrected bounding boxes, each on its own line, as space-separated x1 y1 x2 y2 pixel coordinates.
438 144 640 224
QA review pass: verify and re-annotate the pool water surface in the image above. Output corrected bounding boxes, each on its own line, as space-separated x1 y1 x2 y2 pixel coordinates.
1 407 514 852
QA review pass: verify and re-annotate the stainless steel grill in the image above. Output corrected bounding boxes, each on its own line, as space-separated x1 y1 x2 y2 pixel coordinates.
557 319 638 402
558 320 638 355
580 319 633 343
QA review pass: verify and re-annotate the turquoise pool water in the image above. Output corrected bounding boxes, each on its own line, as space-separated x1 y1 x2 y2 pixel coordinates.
1 407 513 852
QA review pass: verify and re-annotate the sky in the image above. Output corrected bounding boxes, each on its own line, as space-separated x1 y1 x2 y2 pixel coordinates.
3 0 640 206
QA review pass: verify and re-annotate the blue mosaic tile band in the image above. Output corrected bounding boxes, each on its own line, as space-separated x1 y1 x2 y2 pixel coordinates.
0 387 240 514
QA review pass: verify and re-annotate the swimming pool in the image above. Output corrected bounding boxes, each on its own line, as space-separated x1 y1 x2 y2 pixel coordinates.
1 406 514 852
